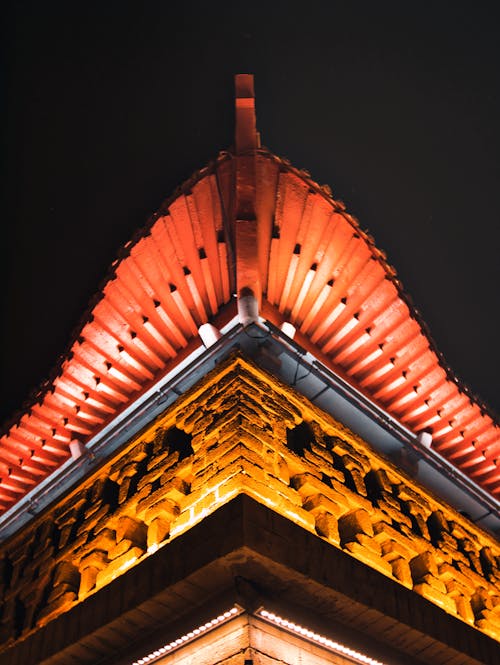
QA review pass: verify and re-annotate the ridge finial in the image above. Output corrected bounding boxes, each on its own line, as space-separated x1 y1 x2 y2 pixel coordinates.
235 74 260 153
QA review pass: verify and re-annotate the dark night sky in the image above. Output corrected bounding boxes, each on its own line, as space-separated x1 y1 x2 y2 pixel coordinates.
1 1 500 425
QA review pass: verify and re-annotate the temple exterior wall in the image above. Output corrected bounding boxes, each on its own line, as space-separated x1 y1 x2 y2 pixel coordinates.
0 354 499 662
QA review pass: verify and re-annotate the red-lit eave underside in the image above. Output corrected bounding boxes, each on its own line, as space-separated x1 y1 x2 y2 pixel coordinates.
1 150 499 513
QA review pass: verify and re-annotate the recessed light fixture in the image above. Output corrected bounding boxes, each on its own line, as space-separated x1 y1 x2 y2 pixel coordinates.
198 323 222 348
280 321 296 339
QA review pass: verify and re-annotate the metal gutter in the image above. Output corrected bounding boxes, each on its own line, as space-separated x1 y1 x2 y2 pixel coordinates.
1 318 498 541
261 321 499 535
0 318 244 541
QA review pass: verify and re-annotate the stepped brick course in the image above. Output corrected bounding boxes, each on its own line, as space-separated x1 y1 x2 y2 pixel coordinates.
0 353 499 653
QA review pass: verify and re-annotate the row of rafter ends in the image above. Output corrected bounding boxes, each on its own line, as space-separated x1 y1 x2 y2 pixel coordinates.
0 152 498 513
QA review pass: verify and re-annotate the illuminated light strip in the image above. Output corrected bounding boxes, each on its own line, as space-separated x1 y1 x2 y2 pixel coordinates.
130 607 241 665
258 610 386 665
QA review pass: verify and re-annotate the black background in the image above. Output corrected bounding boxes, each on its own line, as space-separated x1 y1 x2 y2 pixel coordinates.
2 1 499 424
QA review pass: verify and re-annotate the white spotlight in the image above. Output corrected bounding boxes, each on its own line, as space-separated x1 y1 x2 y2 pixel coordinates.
69 439 87 460
280 322 296 339
417 431 433 449
237 293 259 326
198 323 222 348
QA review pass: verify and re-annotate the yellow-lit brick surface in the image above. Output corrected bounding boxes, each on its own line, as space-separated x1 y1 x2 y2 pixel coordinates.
0 353 499 651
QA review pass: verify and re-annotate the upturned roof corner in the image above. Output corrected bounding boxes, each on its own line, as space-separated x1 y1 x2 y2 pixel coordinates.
234 73 260 153
0 75 499 521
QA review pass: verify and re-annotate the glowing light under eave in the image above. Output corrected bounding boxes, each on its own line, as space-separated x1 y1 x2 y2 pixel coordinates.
259 609 386 665
130 607 241 665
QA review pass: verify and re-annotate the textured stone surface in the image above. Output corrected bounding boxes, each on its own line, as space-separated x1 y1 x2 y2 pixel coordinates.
0 496 497 665
0 353 499 653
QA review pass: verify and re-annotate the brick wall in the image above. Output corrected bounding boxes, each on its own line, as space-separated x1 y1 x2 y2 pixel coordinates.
0 353 499 652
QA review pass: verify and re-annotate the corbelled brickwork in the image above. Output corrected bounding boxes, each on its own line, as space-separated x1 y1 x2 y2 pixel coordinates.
0 353 499 653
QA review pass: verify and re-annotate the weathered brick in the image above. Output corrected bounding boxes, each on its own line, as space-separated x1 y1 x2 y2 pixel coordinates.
395 483 431 510
373 522 420 559
108 539 139 561
47 582 78 604
159 476 190 501
2 354 500 652
303 492 348 519
79 567 99 597
143 498 179 524
95 546 143 589
147 518 171 550
115 516 147 549
77 504 111 535
404 501 431 540
345 541 393 578
79 550 109 571
314 512 340 545
329 476 373 512
292 472 331 498
471 587 493 614
37 591 76 627
90 527 116 550
302 449 344 482
454 595 476 624
53 561 80 588
338 509 374 544
390 557 413 588
439 562 477 594
414 582 457 615
109 441 149 481
410 551 438 581
136 487 180 522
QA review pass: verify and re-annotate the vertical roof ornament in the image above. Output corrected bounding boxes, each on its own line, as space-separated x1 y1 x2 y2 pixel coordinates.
234 74 261 322
235 74 260 153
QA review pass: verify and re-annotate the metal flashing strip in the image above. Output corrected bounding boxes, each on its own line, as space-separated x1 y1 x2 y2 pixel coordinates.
0 318 498 542
258 321 500 535
0 317 244 541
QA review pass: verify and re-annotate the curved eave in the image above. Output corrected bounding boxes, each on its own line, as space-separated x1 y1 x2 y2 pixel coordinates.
261 152 500 497
1 149 499 514
0 154 234 512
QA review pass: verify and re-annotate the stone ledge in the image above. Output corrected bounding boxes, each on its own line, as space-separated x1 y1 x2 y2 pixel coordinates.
1 496 497 665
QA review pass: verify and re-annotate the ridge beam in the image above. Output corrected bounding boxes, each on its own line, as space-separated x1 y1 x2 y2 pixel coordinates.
235 73 259 153
234 74 261 321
